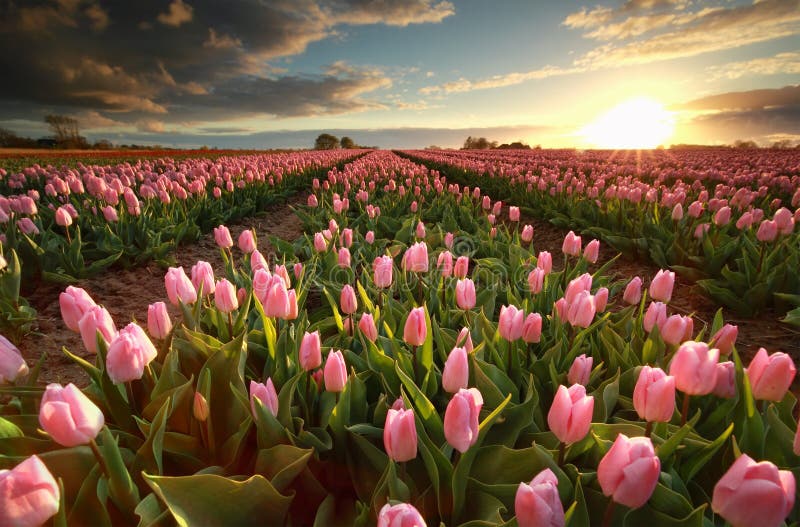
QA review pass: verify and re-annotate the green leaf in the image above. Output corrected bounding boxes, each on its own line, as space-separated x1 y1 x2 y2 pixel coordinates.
144 473 293 527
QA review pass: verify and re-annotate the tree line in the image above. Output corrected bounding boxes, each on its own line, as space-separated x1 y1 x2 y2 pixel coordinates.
313 134 375 150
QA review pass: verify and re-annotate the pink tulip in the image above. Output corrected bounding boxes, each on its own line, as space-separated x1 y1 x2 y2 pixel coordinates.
623 277 642 305
688 201 703 218
377 503 427 527
568 354 593 386
547 384 594 444
78 305 118 354
341 228 353 248
453 256 469 279
307 194 318 207
324 350 347 392
374 255 394 288
0 455 60 527
714 206 732 226
214 225 233 249
649 269 675 303
594 287 609 312
487 214 496 225
238 229 257 253
444 388 483 453
299 331 322 371
250 379 278 417
671 203 683 220
17 218 39 236
59 286 96 332
660 314 693 346
598 434 660 508
191 261 216 297
521 224 534 243
756 219 778 242
537 251 552 274
498 305 525 341
106 322 158 383
101 205 118 222
712 454 795 527
713 361 736 399
250 250 268 273
337 247 351 268
264 281 290 318
747 348 796 402
340 285 358 315
443 346 469 394
456 327 473 353
669 341 719 395
39 383 104 447
403 307 427 347
416 221 426 239
564 273 592 305
437 251 453 277
567 290 596 328
583 239 600 263
165 267 197 305
509 206 520 221
493 201 503 216
0 335 28 383
403 242 429 272
147 301 171 339
455 279 476 310
383 408 417 462
553 297 568 321
55 206 72 227
643 302 667 333
314 232 328 252
562 231 581 256
358 313 378 342
633 366 675 423
711 324 738 356
515 468 564 527
193 392 209 422
521 313 543 344
444 232 455 249
214 278 238 313
482 196 491 210
528 268 545 294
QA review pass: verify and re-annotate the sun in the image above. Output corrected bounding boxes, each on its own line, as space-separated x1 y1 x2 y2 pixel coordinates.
580 97 675 149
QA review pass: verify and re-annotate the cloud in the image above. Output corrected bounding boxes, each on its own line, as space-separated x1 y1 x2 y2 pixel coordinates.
157 0 194 27
0 0 452 131
676 85 800 111
708 51 800 80
420 65 580 94
136 120 167 133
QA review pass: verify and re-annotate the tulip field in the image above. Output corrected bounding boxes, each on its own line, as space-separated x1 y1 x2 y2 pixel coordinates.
1 148 799 526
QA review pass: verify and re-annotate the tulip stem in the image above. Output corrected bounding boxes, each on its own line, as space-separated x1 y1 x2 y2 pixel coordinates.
400 461 407 483
601 499 616 527
89 438 109 478
681 393 690 427
126 382 137 415
65 227 71 244
645 421 653 438
412 345 418 381
558 442 566 466
227 312 234 340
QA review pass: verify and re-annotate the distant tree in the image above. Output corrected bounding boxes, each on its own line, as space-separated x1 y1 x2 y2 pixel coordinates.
495 141 531 150
340 136 356 149
733 139 759 149
462 136 495 150
45 114 88 148
0 128 37 148
314 133 340 150
771 140 794 149
425 145 442 150
93 139 113 150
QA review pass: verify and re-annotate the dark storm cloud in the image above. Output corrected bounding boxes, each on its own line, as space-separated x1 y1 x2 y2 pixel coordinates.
677 85 800 111
0 0 453 128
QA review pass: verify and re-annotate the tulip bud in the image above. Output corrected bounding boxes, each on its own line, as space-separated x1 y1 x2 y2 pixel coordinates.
509 206 520 221
649 269 675 303
711 324 738 356
165 267 197 306
660 314 693 346
598 434 660 508
191 261 216 297
403 242 429 272
444 388 483 453
437 251 453 277
264 281 290 318
383 408 417 462
0 334 29 383
583 239 600 263
633 366 675 423
671 203 683 220
455 279 476 310
712 454 795 527
415 221 426 239
59 286 96 332
567 290 596 328
444 232 454 249
250 379 278 417
374 255 394 288
594 287 609 312
214 225 233 249
453 256 469 279
39 383 104 446
498 305 525 341
365 230 375 244
527 268 545 294
521 224 534 243
521 313 542 343
537 251 552 274
623 277 642 305
567 354 593 386
712 361 736 399
214 278 238 313
78 305 118 354
756 219 778 242
562 231 581 256
747 348 796 402
442 347 469 393
0 455 60 527
299 331 322 371
55 206 72 227
324 350 347 392
403 307 427 347
377 503 427 527
515 468 564 527
669 341 719 395
547 384 594 444
340 285 358 315
314 232 328 252
238 229 257 253
456 327 473 353
643 301 667 333
193 392 209 422
147 301 172 339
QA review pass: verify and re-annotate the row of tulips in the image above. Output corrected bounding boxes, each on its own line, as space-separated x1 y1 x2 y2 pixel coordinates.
0 150 797 526
398 148 800 319
0 150 364 339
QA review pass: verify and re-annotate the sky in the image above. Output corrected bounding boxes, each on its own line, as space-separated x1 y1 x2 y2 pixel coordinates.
1 0 799 149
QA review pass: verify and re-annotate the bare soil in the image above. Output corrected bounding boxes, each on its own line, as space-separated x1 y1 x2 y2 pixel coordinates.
17 195 307 386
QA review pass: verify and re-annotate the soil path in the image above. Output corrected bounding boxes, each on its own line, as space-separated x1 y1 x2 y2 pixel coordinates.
17 194 307 386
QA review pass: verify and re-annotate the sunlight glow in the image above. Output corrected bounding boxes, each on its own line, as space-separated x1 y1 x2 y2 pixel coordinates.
580 97 675 149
